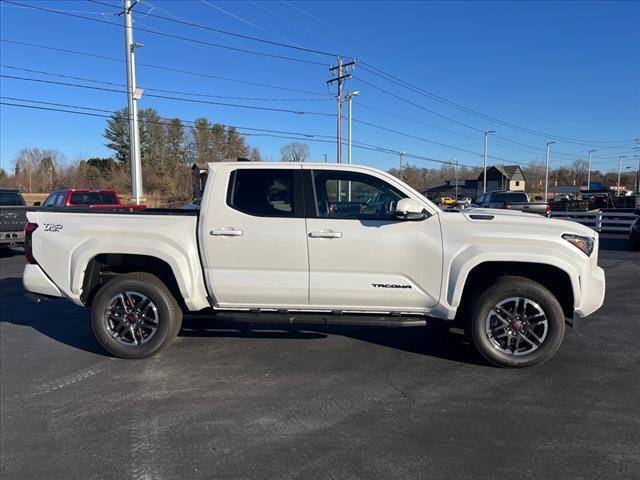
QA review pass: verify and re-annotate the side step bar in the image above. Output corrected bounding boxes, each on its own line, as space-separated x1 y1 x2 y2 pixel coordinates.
200 310 428 328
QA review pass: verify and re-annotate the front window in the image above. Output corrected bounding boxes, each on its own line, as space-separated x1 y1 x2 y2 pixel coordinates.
311 170 406 220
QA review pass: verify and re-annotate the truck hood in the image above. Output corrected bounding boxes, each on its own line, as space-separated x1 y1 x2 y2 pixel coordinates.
460 208 596 238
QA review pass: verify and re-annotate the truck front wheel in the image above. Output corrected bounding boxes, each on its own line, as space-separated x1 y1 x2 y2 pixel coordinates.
467 276 565 368
91 272 182 359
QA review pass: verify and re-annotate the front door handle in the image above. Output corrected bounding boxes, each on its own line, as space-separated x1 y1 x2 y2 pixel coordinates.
210 228 243 237
309 230 342 239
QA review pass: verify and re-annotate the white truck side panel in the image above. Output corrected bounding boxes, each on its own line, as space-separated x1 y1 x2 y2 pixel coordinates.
26 211 209 310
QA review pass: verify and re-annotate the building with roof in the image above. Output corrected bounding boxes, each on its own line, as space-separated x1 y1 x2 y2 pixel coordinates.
476 165 526 194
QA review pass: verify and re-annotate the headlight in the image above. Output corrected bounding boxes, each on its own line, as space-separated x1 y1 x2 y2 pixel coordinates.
562 234 594 256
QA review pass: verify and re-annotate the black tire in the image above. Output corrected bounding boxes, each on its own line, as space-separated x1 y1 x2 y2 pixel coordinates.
466 276 565 368
91 272 182 359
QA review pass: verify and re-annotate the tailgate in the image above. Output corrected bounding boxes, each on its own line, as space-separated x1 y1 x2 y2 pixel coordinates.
0 207 28 232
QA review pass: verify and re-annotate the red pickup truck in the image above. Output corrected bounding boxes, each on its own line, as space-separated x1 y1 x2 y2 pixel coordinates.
36 189 145 209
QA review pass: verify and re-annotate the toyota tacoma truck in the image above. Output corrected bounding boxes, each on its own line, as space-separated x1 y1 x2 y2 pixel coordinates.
22 163 605 367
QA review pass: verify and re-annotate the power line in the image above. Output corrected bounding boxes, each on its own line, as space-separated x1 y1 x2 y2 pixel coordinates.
88 0 342 58
0 65 331 102
0 38 331 97
2 0 328 66
0 97 470 167
0 74 336 117
354 76 483 133
358 62 635 147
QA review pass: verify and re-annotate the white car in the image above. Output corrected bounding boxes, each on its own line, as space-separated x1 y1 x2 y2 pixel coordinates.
23 163 605 367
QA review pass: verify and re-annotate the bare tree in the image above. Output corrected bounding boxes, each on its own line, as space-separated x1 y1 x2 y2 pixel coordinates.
280 142 310 162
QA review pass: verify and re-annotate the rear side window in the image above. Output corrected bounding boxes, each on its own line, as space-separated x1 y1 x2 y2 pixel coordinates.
69 192 118 205
227 169 295 217
493 192 528 203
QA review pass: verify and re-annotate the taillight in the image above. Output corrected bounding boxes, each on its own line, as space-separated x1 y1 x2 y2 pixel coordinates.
24 222 38 264
545 205 551 217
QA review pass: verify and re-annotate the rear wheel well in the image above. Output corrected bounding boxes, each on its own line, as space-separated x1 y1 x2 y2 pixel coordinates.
81 254 183 308
455 262 574 325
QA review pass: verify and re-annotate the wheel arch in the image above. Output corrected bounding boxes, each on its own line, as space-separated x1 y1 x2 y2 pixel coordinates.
454 261 576 321
81 254 186 309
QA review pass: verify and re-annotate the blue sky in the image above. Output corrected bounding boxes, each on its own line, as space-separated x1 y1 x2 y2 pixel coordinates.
1 0 638 174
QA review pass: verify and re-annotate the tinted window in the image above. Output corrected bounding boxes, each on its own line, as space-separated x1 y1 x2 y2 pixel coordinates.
312 170 406 220
227 169 295 217
69 192 118 205
493 192 528 203
0 191 24 206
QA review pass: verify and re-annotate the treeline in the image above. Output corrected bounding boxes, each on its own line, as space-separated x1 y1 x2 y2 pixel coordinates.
1 108 262 203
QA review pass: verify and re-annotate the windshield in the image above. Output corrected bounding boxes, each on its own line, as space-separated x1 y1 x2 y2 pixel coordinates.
0 191 25 206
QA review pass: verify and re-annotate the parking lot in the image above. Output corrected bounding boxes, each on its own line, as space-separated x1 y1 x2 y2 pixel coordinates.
1 236 639 480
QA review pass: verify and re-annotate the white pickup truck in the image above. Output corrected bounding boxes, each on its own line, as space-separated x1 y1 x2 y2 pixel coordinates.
23 162 605 367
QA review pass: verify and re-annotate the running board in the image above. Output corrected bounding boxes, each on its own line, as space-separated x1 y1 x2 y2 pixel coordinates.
209 310 428 328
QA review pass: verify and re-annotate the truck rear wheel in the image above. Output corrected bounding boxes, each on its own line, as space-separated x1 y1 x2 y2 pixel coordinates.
467 276 565 368
91 272 182 359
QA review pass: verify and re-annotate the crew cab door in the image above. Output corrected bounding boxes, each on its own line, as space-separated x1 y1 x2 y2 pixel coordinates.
200 165 308 308
303 167 442 312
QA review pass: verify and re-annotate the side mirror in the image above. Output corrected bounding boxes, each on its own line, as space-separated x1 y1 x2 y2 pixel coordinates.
395 198 429 221
33 201 41 207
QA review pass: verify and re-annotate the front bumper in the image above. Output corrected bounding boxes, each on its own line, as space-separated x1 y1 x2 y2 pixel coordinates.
23 264 63 298
575 266 606 318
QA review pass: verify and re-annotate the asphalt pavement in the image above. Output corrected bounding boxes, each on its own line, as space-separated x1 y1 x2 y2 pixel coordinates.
1 235 639 479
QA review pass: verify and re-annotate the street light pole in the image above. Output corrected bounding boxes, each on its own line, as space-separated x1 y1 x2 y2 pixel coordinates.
587 149 596 190
483 129 496 193
345 90 359 202
544 141 556 200
617 155 627 197
399 150 406 181
454 158 459 200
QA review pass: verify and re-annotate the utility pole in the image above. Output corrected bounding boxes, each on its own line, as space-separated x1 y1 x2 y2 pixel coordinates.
544 141 556 200
323 154 327 163
124 0 143 204
327 57 356 163
483 129 496 193
587 149 596 190
399 150 406 181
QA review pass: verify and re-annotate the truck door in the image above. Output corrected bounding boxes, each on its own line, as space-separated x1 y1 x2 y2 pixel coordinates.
303 167 442 312
201 165 309 308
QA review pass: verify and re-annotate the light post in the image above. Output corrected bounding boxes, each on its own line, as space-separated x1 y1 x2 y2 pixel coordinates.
323 154 328 163
617 155 627 197
454 158 459 200
483 129 496 193
399 150 406 181
345 90 359 201
544 141 556 200
587 149 596 190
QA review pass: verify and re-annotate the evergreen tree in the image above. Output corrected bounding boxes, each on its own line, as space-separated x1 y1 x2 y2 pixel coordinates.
104 108 130 166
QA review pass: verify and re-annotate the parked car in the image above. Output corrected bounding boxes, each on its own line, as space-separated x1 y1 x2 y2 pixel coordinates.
37 189 145 209
630 210 640 251
438 197 457 207
456 197 472 208
23 162 605 368
0 188 28 249
473 191 550 216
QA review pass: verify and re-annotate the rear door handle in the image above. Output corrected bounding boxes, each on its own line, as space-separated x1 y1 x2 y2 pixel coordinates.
309 230 342 238
210 228 243 237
